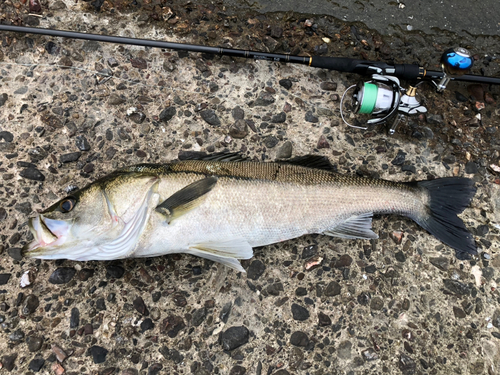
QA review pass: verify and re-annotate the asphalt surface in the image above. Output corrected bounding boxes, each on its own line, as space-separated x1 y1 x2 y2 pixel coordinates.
236 0 500 37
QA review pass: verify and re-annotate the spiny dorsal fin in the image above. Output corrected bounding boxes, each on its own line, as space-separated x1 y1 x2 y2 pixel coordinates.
279 155 334 171
324 213 378 240
178 151 247 162
156 177 217 223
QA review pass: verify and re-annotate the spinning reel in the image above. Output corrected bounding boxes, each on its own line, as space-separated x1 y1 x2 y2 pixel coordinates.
340 47 474 134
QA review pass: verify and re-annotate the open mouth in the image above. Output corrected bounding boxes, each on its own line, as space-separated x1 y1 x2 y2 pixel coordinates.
23 215 70 256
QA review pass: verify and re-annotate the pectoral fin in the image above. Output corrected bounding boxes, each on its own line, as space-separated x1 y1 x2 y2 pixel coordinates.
324 213 378 240
156 176 217 223
186 238 254 272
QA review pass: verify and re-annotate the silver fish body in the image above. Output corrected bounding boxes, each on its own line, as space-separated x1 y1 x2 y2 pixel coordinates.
24 158 477 271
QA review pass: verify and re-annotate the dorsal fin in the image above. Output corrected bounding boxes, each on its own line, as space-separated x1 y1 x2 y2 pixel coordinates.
279 155 334 171
178 151 247 162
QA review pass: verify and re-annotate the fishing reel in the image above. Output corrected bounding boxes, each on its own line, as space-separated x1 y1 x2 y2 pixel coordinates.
340 47 474 134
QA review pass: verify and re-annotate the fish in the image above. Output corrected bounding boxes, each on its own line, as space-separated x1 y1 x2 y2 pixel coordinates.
23 154 477 272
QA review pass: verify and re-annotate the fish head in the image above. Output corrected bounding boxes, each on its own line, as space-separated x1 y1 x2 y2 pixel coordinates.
23 181 115 259
23 172 159 260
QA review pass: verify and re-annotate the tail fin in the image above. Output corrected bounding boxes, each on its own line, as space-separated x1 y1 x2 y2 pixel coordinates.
414 178 477 260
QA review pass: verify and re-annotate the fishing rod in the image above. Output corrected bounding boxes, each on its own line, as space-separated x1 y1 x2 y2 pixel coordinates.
1 24 499 133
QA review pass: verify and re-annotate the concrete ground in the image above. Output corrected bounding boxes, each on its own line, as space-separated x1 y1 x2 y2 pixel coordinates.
0 0 499 374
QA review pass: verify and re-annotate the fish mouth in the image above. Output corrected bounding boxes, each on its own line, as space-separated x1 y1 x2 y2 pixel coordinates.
23 215 70 257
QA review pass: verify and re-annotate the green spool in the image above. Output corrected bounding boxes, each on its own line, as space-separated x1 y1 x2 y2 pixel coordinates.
358 82 378 114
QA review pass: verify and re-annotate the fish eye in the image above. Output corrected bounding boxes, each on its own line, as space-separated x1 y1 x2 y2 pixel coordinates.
60 197 76 213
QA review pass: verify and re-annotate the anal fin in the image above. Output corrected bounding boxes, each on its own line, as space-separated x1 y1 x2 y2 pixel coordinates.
186 238 254 272
324 213 378 240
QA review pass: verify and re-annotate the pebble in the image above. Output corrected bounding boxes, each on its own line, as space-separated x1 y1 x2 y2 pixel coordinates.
291 303 309 321
9 329 25 343
231 106 245 120
324 281 341 296
148 363 163 375
229 120 249 139
320 82 337 91
8 247 22 260
317 135 330 149
161 315 185 338
108 94 125 105
69 307 80 328
398 353 416 375
395 251 406 262
90 345 108 364
78 268 94 281
27 335 44 352
200 110 221 126
133 296 149 316
0 131 13 142
426 114 444 125
16 201 32 214
219 302 232 324
391 150 406 165
334 254 353 268
60 152 82 163
51 344 68 362
229 365 247 375
0 273 11 285
362 348 379 361
318 311 331 326
491 309 500 328
130 57 148 69
52 362 65 375
129 112 146 124
121 369 139 375
75 136 91 151
20 168 45 181
106 264 125 279
49 267 76 284
357 292 371 305
0 93 8 106
246 260 266 280
191 307 207 326
28 357 45 372
443 279 470 296
141 318 155 332
264 135 279 148
105 128 114 141
305 111 318 123
276 141 292 159
429 257 449 271
106 147 117 159
271 112 286 123
370 297 384 310
2 354 17 371
453 306 466 318
337 340 352 359
22 294 39 315
251 92 275 107
0 207 7 221
290 331 309 347
220 326 249 351
159 107 176 122
279 79 292 90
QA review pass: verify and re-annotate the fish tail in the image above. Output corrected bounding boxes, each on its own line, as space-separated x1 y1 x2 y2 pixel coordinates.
413 177 477 259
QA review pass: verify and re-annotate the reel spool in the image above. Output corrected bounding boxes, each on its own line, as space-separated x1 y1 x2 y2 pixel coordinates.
340 74 427 134
340 75 402 130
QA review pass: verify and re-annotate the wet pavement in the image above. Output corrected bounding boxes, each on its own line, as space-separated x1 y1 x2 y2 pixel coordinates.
0 0 500 374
